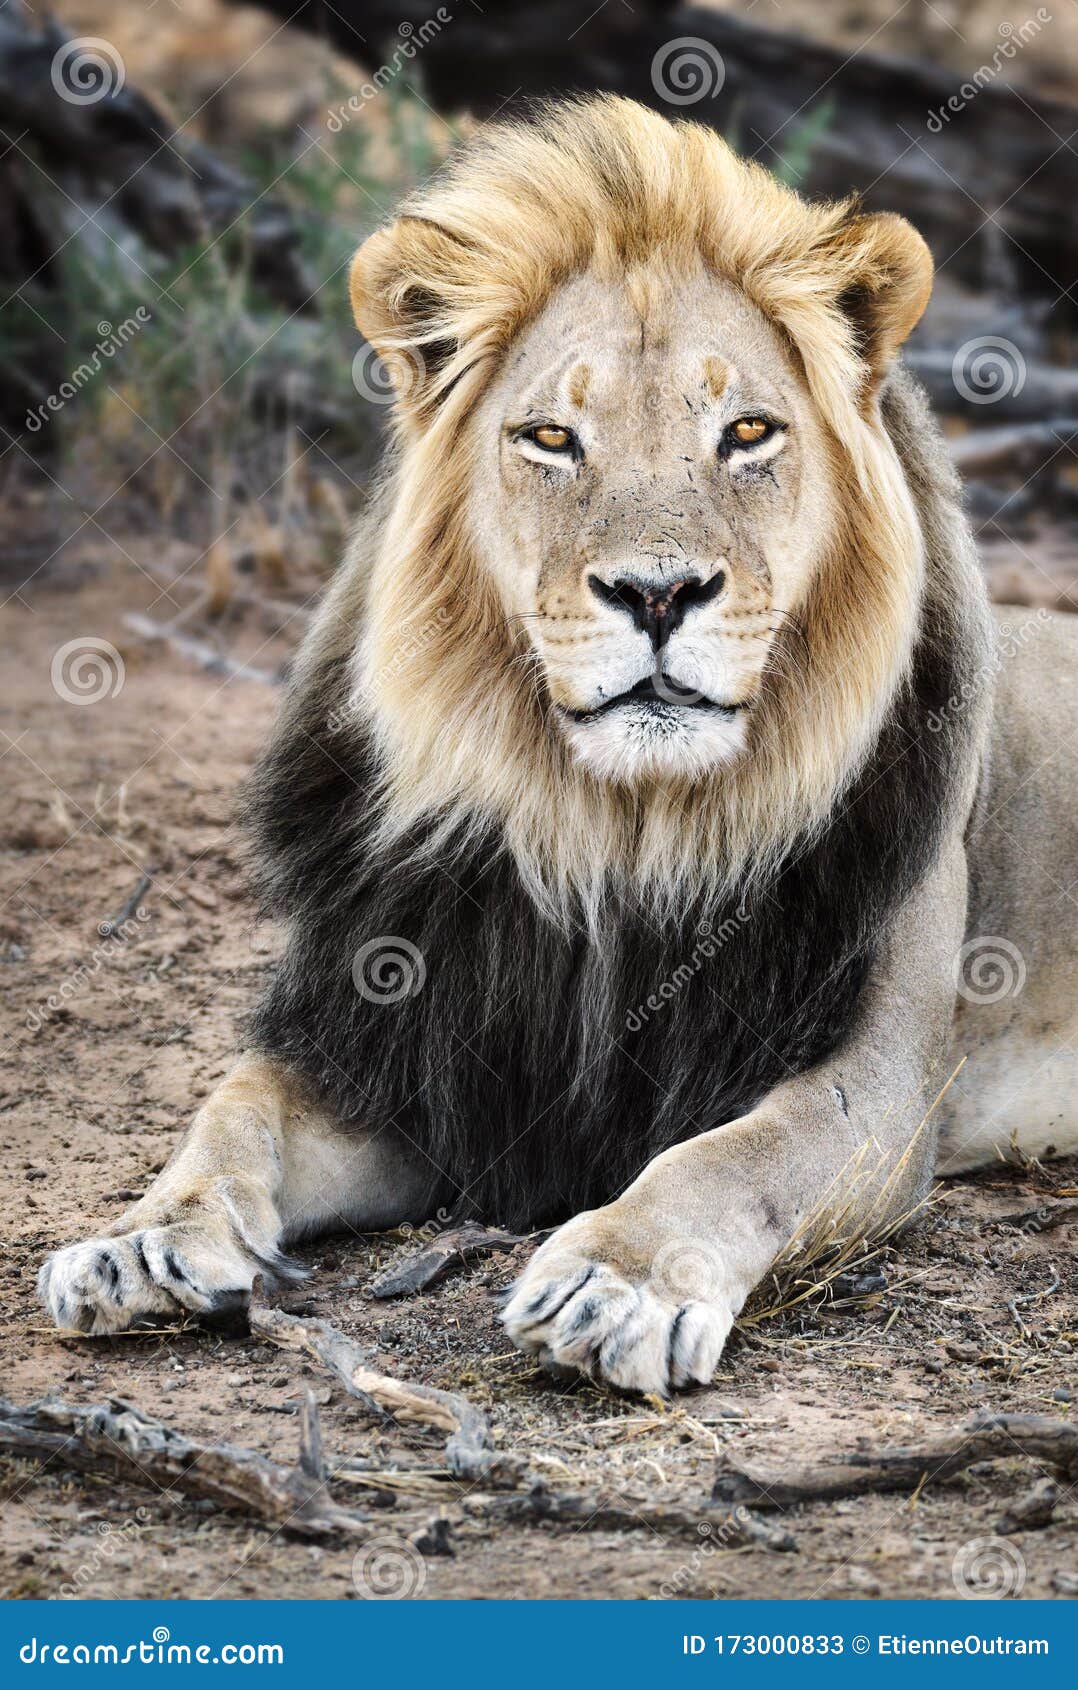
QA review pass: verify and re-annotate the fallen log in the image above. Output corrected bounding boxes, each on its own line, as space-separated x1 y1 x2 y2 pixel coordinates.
251 0 1078 301
994 1201 1078 1235
369 1223 528 1299
712 1411 1078 1510
950 423 1078 482
0 1393 372 1539
250 1303 525 1487
0 10 312 313
469 1483 796 1552
122 613 281 687
908 352 1078 423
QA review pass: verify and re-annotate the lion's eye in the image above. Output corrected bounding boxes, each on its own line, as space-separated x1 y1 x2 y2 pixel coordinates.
529 424 574 453
730 417 772 446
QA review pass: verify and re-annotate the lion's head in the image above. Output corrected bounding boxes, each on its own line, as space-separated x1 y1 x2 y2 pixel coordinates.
336 97 939 911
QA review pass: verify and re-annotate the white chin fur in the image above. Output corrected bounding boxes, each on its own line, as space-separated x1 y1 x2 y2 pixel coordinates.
563 703 749 782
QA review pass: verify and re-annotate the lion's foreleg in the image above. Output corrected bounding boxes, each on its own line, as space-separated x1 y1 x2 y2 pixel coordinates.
39 1053 433 1334
503 839 968 1394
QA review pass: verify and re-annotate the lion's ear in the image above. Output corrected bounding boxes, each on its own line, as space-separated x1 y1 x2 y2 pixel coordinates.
828 211 934 393
349 217 467 414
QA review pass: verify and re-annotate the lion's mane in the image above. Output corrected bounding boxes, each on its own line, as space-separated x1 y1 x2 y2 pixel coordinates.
245 102 991 1227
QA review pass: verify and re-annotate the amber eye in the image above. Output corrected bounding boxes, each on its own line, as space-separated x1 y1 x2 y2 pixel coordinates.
530 424 573 452
731 417 771 445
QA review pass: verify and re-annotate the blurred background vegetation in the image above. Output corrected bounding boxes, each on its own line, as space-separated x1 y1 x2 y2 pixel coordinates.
2 0 1077 628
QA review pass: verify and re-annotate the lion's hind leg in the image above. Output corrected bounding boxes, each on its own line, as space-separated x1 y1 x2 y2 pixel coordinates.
38 1054 433 1335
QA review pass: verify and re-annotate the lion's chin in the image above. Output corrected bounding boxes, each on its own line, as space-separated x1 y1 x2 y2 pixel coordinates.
562 703 750 783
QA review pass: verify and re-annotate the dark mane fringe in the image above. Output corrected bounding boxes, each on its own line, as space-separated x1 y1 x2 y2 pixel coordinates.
243 502 982 1229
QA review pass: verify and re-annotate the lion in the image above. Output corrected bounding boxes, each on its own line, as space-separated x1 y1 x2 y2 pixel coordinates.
40 98 1077 1395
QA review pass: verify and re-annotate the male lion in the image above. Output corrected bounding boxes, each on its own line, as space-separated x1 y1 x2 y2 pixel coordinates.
41 99 1076 1394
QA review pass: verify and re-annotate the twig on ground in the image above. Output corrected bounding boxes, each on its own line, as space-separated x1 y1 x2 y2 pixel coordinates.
99 871 154 940
1008 1266 1061 1336
369 1223 529 1299
122 613 279 686
997 1202 1078 1235
0 1394 371 1540
711 1411 1078 1510
249 1303 524 1487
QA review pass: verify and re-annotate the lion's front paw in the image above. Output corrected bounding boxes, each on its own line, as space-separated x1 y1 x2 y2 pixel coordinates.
38 1219 273 1336
501 1217 735 1395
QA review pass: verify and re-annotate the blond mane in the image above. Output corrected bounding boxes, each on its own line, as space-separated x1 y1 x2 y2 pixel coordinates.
322 97 936 923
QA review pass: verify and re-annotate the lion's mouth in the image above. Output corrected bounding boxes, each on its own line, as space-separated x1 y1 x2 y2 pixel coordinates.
562 674 747 723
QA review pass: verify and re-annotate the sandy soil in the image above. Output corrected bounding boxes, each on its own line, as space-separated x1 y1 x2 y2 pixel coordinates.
1 536 1075 1603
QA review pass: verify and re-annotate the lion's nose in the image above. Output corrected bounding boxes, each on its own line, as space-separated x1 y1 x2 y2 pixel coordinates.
586 569 726 651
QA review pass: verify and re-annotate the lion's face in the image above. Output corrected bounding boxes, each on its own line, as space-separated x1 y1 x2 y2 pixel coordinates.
470 262 835 782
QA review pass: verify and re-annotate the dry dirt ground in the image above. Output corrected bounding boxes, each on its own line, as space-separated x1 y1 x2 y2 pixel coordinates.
1 535 1076 1603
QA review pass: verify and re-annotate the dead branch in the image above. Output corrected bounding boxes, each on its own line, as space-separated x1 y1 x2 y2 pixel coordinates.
370 1223 528 1299
0 1394 371 1539
468 1483 796 1552
995 1201 1078 1235
909 354 1078 422
99 870 153 939
249 1304 524 1488
950 423 1078 482
712 1411 1078 1510
122 613 279 687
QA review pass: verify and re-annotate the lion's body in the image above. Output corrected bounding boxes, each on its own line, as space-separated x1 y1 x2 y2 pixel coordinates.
940 605 1078 1172
39 98 1077 1391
